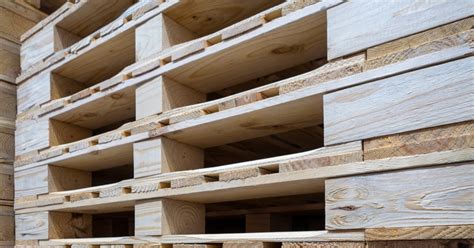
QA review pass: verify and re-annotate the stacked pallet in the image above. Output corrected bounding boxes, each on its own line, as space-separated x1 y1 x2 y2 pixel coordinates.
13 0 474 247
0 1 49 247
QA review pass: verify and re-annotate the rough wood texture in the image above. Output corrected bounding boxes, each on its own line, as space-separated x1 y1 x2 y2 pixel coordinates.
327 0 474 59
0 204 14 243
364 121 474 160
326 163 474 230
16 211 93 240
365 17 474 62
135 13 197 61
133 137 204 178
0 164 13 200
367 240 474 248
136 76 205 120
324 57 474 145
0 5 36 43
282 242 365 248
135 199 205 236
365 225 474 241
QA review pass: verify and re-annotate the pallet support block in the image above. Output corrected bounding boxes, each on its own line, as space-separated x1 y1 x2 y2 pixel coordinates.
325 162 474 230
15 164 91 198
133 137 204 178
136 76 205 120
135 198 205 236
15 211 92 240
135 14 198 61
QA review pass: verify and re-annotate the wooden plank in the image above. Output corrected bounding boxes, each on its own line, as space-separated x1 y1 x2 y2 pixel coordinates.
15 212 49 240
37 231 364 246
165 4 327 93
223 241 279 248
325 162 474 230
135 13 197 61
135 199 205 236
282 242 364 248
21 26 55 72
165 0 282 36
133 137 204 178
14 164 48 198
0 164 13 200
14 42 472 169
0 38 20 80
365 225 474 241
16 211 92 241
16 147 473 214
0 5 36 43
0 205 14 243
363 121 474 160
327 0 474 59
365 17 474 61
136 76 205 120
324 57 474 145
279 141 362 172
367 240 474 248
17 70 50 114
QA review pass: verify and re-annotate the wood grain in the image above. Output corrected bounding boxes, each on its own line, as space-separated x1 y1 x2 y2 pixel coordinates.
282 242 365 248
326 162 474 230
327 0 474 59
366 225 474 241
135 199 205 236
324 57 474 145
364 121 474 160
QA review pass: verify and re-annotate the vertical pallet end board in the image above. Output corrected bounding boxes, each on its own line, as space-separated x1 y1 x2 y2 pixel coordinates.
15 117 94 158
0 203 14 244
15 211 92 241
135 198 205 236
20 26 55 72
15 164 92 199
133 137 204 178
324 57 474 146
325 162 474 230
136 76 206 120
135 13 198 61
327 0 474 60
0 164 13 200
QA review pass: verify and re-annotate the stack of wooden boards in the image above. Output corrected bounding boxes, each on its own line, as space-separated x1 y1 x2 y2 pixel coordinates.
0 1 48 247
11 0 474 247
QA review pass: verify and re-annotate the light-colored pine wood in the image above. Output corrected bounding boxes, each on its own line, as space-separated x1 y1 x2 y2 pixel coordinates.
0 205 14 242
0 38 20 80
367 240 474 248
365 17 474 61
324 57 474 145
48 165 91 192
364 121 474 160
223 241 279 248
365 225 474 241
327 0 474 59
136 76 205 120
16 211 93 240
282 242 365 248
0 5 36 43
133 137 204 178
49 119 93 146
0 164 13 200
326 162 474 230
135 199 205 236
135 13 197 61
15 164 48 198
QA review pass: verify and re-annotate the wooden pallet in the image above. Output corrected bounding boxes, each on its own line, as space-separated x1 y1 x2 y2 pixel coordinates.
13 0 474 247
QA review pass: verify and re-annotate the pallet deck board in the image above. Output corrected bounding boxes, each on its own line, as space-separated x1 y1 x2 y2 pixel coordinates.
11 1 474 246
